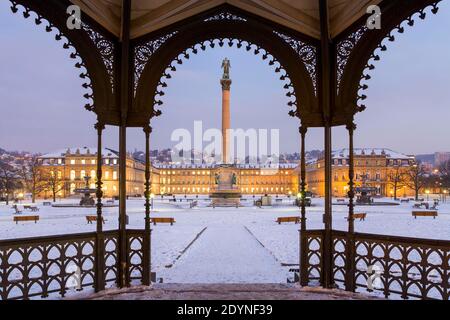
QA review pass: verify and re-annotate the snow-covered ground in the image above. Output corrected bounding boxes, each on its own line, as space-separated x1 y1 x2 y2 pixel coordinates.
1 196 449 284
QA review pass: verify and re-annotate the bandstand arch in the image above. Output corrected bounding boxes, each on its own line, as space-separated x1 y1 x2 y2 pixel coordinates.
335 0 442 124
131 7 322 128
7 0 118 124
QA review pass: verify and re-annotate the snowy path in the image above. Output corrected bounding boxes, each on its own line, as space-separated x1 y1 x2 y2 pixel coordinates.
163 224 289 283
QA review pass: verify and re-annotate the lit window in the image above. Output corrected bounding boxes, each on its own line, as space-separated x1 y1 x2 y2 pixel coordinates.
91 170 96 179
105 171 110 179
105 159 110 165
80 170 86 179
113 171 118 180
91 160 96 165
57 159 62 165
70 170 76 181
81 159 86 165
70 159 75 165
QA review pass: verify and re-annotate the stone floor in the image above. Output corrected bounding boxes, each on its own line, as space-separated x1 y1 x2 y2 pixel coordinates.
74 284 377 300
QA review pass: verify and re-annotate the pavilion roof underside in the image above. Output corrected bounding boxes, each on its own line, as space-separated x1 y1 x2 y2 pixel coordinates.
70 0 381 39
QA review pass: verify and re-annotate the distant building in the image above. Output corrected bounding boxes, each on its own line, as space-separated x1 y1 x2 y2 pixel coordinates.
435 152 450 167
36 147 145 198
306 148 416 197
151 163 298 196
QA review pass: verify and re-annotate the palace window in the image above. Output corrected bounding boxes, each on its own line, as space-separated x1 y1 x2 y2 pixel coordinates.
80 170 86 179
81 159 86 165
113 171 118 180
70 159 75 165
70 170 76 181
91 170 96 179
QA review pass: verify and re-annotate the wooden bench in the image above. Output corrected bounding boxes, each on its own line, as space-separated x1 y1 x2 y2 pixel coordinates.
346 213 367 221
14 215 39 224
106 200 115 204
400 199 410 203
412 211 438 219
276 216 300 225
85 215 106 224
43 202 52 206
337 198 346 203
150 217 176 226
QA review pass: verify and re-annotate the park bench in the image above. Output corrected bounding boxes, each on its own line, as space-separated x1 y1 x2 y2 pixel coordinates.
24 205 40 212
276 216 300 225
337 199 346 203
43 202 52 206
412 211 438 219
150 217 176 226
14 215 39 224
400 199 410 203
346 213 367 221
85 215 106 224
106 200 115 204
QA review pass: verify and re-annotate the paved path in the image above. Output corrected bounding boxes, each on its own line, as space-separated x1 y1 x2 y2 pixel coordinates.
162 225 289 283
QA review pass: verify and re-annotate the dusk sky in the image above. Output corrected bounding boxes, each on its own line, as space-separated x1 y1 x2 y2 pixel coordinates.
1 1 450 155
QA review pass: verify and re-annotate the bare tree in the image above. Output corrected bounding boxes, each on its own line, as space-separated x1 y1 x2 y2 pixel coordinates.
44 171 66 203
386 166 403 200
19 156 46 203
0 161 21 205
403 164 427 201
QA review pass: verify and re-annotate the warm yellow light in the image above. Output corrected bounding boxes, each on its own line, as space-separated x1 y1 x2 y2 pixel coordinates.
150 193 155 199
18 193 24 198
426 190 430 194
297 193 302 199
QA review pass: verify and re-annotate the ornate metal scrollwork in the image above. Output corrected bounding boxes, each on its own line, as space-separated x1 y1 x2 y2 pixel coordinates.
150 38 299 119
134 31 179 94
81 23 115 91
336 26 368 94
354 1 441 113
273 31 318 95
7 0 95 112
204 11 247 22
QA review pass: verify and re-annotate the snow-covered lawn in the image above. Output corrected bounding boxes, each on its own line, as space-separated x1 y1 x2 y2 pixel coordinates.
1 196 449 284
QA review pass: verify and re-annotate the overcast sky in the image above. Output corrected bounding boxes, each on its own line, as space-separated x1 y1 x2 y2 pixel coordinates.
1 1 449 155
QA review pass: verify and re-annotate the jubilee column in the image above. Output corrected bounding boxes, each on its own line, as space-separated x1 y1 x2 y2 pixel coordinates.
221 58 232 164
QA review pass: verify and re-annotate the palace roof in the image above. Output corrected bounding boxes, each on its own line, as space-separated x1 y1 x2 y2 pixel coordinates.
39 147 119 159
332 148 413 160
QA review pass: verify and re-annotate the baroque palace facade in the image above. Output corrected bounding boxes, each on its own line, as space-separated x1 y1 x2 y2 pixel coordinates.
37 147 415 199
306 148 416 198
37 147 145 198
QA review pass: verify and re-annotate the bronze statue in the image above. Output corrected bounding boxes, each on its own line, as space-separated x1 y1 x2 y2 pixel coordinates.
221 58 231 79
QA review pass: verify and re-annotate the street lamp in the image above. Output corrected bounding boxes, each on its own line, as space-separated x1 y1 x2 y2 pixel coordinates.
425 189 430 201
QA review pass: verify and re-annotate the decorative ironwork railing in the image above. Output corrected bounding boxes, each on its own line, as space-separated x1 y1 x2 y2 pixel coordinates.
0 229 148 300
301 230 450 300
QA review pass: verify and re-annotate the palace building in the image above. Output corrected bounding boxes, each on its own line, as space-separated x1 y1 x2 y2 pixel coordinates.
151 163 298 196
37 147 145 198
306 148 416 198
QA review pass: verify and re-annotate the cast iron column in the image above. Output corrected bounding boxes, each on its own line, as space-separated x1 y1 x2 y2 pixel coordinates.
95 121 105 292
118 0 131 288
143 125 152 286
345 121 356 291
320 0 334 289
299 125 309 286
